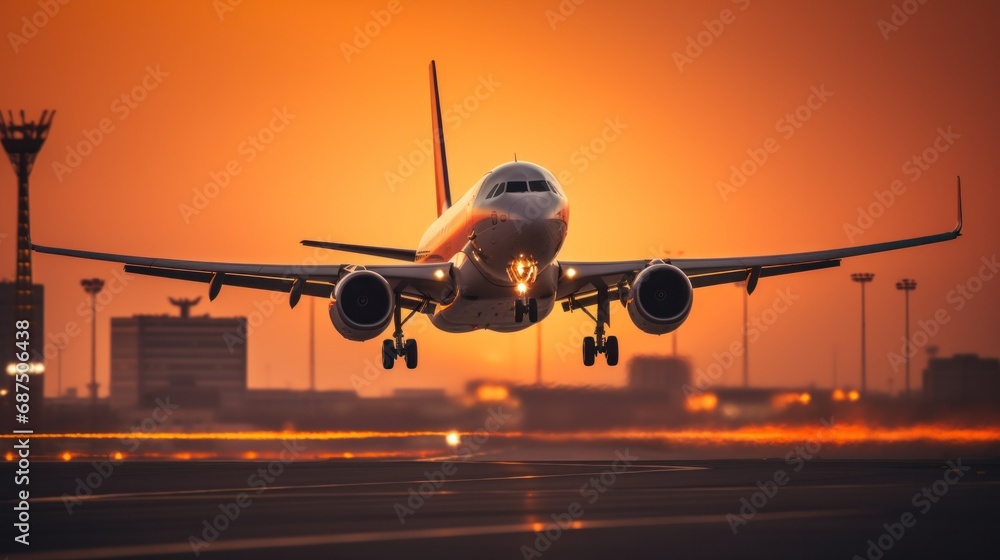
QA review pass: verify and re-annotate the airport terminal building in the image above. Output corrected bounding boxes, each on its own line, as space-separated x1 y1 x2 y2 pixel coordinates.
110 303 247 421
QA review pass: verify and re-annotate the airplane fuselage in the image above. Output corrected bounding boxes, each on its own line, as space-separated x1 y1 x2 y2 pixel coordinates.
416 161 569 332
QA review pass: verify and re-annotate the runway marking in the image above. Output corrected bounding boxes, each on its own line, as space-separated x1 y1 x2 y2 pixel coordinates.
7 508 872 559
25 462 707 504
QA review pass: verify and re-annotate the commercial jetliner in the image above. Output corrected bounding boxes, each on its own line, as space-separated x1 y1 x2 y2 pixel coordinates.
34 61 964 370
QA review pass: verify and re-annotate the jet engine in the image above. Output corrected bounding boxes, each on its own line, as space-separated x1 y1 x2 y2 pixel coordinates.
626 263 693 335
329 270 394 341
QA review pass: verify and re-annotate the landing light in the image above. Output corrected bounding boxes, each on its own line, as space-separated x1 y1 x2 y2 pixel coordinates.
445 431 461 447
566 267 577 279
516 282 527 294
848 390 861 402
434 269 445 280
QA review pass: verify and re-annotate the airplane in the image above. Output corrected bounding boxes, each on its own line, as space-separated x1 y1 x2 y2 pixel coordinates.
32 61 964 370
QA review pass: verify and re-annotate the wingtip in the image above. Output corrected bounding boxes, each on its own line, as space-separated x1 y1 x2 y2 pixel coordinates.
954 175 963 235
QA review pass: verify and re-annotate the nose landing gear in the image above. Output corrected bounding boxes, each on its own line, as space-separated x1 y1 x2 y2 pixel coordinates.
514 296 538 323
510 257 540 324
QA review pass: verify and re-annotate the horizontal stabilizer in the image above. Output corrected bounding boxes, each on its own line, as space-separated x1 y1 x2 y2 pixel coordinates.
301 240 417 262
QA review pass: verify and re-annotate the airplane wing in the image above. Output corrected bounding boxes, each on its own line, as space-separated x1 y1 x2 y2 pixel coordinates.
31 244 454 310
557 180 963 305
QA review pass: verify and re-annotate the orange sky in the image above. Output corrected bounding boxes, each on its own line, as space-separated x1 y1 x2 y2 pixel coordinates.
2 0 998 398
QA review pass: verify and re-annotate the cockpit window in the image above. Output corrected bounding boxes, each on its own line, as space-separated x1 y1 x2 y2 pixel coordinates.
506 181 528 193
547 180 565 197
529 180 550 192
485 183 502 199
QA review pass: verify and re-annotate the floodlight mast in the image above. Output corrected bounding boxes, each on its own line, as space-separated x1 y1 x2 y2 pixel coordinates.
1 110 54 326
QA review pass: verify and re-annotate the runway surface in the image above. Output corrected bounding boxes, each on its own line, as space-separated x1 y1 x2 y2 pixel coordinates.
5 458 1000 559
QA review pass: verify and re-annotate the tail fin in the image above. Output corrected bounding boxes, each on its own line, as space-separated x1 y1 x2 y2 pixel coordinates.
429 60 452 217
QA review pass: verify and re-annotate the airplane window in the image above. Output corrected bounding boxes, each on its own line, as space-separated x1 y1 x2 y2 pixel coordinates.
485 183 501 198
547 180 564 196
506 181 528 193
491 183 506 197
529 180 550 192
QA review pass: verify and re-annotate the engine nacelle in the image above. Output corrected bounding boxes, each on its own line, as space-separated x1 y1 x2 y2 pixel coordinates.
329 270 393 341
626 263 693 335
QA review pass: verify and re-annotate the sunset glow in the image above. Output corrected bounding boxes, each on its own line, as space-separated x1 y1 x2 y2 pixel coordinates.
2 1 995 398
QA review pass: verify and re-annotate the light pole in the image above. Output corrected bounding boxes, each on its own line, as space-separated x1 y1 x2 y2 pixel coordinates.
735 281 749 388
851 273 875 395
896 278 917 397
309 297 316 392
81 278 105 404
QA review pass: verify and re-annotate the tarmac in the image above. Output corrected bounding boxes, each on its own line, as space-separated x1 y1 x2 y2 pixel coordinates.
4 458 1000 559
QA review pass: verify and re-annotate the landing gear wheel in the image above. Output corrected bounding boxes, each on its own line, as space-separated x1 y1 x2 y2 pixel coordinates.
583 336 596 367
605 336 619 366
404 339 418 369
381 339 396 370
528 298 538 323
514 300 525 323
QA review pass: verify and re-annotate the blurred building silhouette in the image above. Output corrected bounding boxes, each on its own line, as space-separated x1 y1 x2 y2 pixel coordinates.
110 300 247 423
923 353 1000 407
506 355 692 430
627 355 690 395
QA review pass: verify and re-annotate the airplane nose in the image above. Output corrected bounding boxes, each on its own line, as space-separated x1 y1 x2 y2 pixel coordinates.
508 193 561 222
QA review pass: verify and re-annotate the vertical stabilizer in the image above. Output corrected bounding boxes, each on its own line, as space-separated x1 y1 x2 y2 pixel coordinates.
429 60 452 217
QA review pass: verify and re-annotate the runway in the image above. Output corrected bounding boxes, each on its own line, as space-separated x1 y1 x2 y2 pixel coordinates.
5 458 999 559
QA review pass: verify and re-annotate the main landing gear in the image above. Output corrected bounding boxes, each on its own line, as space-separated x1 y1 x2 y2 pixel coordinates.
576 285 618 367
381 296 421 370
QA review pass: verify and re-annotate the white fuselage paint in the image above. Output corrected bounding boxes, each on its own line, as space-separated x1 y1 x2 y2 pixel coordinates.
415 161 569 333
